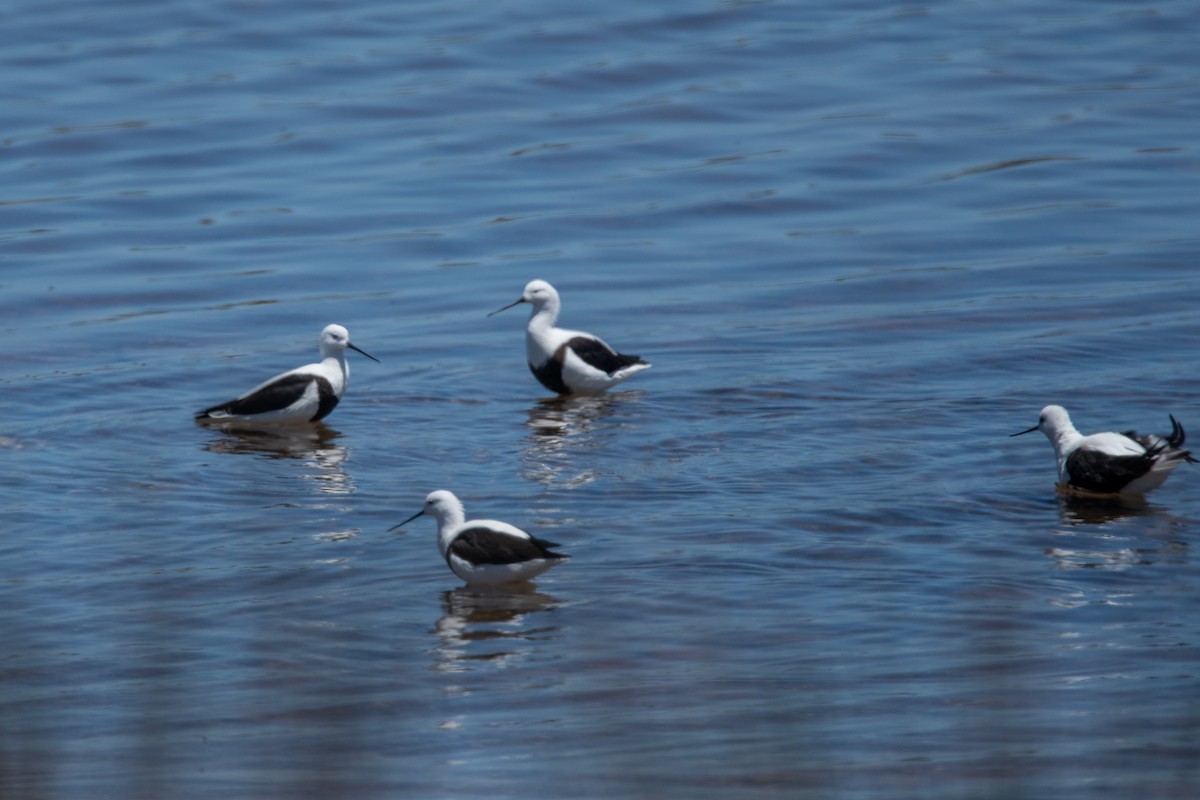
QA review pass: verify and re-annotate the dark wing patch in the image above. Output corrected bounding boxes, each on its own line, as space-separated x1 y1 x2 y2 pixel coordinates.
1125 415 1197 464
309 377 340 421
198 373 330 420
1064 447 1155 494
530 536 563 551
530 358 571 395
1164 414 1187 449
565 336 646 376
448 528 567 566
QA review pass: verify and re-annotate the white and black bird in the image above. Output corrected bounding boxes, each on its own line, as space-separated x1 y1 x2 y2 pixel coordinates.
489 279 650 395
391 490 568 586
196 323 378 426
1012 404 1196 496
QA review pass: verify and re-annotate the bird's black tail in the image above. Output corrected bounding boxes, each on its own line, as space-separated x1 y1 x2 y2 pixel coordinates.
1166 414 1197 463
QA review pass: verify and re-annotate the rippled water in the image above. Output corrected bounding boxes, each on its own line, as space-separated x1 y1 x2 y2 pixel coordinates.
4 0 1200 797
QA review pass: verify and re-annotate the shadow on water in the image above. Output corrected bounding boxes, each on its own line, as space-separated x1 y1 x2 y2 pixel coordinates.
431 585 562 673
200 423 354 495
521 392 642 487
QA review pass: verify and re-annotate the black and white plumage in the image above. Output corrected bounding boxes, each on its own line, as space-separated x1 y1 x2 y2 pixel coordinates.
196 324 378 426
1012 404 1196 496
391 490 568 586
489 279 650 395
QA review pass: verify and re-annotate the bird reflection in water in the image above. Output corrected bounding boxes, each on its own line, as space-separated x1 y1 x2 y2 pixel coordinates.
1046 494 1187 571
521 392 638 487
201 423 354 495
431 585 562 673
1055 492 1152 526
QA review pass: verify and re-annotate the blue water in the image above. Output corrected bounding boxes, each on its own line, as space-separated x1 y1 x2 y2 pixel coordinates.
3 0 1200 797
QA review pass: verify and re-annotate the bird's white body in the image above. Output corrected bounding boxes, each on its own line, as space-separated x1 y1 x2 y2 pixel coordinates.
220 359 347 424
494 279 650 395
196 324 377 425
1017 405 1194 496
395 490 568 586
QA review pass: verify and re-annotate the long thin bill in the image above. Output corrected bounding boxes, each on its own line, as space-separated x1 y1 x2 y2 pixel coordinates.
487 298 525 317
349 342 381 362
388 510 424 531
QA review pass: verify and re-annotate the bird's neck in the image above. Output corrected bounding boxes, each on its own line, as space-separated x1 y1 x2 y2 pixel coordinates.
1051 426 1082 453
1051 427 1083 474
528 300 559 333
525 304 560 361
435 501 467 556
321 353 349 392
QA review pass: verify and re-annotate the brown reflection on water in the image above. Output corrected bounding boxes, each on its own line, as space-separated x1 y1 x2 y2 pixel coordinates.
1046 495 1190 572
1055 493 1151 526
431 586 562 674
201 424 354 495
520 393 637 487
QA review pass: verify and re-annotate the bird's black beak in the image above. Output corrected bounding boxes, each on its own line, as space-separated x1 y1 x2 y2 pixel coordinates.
348 342 381 363
1010 425 1039 437
388 509 424 531
487 297 526 317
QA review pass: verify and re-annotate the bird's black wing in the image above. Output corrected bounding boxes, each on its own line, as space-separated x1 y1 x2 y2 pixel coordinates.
448 528 566 566
530 357 571 395
198 373 321 418
565 336 646 376
1124 415 1197 463
1064 447 1156 494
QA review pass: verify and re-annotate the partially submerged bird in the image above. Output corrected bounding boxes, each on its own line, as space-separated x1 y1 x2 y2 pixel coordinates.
1012 404 1196 496
489 279 650 395
391 490 568 586
196 324 379 426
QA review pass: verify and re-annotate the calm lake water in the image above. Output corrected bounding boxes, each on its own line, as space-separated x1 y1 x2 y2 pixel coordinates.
3 0 1200 797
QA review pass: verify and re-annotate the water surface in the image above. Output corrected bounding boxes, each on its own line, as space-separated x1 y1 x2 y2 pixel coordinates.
3 0 1200 797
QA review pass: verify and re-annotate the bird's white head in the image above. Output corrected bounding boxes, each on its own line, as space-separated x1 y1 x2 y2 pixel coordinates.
389 489 465 532
319 323 379 362
488 279 560 318
521 279 558 309
319 324 351 353
422 490 463 521
1012 404 1074 441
